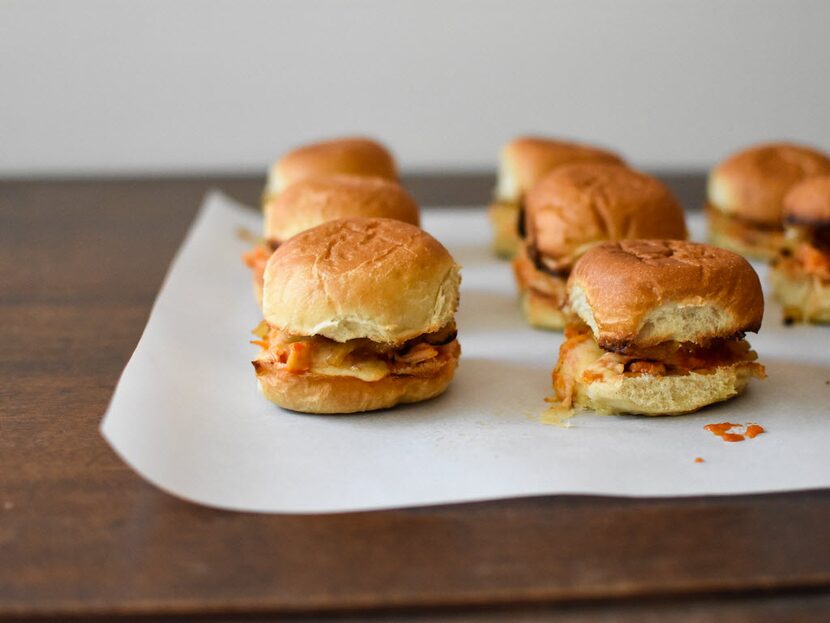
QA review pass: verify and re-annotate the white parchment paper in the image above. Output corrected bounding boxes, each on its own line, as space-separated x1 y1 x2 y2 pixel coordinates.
101 192 830 513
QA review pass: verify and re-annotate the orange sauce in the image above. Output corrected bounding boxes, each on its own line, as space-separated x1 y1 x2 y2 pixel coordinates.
694 457 705 463
704 422 745 442
704 422 766 443
745 423 765 438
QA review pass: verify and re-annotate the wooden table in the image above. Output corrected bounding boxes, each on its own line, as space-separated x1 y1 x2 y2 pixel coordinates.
1 174 828 622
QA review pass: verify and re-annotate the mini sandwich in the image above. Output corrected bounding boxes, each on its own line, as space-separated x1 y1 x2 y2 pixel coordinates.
513 163 687 330
243 174 420 303
262 137 398 204
706 142 830 259
770 175 830 323
252 217 461 414
489 136 625 258
552 240 766 415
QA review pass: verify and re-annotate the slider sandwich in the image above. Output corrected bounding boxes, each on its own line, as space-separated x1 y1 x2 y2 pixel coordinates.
489 136 625 258
243 174 420 303
514 163 687 330
771 175 830 323
706 142 830 259
262 137 398 205
552 240 766 415
252 217 461 414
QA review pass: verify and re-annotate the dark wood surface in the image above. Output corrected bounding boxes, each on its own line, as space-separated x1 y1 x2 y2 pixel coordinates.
1 173 827 621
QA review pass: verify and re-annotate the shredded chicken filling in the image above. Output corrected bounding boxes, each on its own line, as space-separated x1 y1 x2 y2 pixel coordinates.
553 325 766 405
252 322 458 382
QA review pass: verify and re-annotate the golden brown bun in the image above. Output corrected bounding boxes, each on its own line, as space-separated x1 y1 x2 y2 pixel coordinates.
555 334 756 415
495 136 625 202
783 175 830 225
707 142 830 225
488 201 521 258
257 341 460 414
265 137 397 197
526 164 688 262
520 291 567 330
568 240 764 350
770 257 830 324
512 246 569 329
264 175 420 244
706 203 784 260
263 218 460 345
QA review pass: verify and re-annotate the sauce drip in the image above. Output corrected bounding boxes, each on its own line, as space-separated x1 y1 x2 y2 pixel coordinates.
694 457 705 463
704 422 766 443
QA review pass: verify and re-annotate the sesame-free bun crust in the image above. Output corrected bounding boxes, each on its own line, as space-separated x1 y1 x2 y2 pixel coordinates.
263 218 460 345
706 203 784 260
569 240 764 350
783 175 830 225
488 201 521 258
257 341 459 414
264 175 420 243
520 291 567 330
707 142 830 225
265 137 397 197
770 258 830 323
495 136 625 202
526 164 688 261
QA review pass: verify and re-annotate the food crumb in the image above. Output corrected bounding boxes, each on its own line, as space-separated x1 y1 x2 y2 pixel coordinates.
694 457 704 463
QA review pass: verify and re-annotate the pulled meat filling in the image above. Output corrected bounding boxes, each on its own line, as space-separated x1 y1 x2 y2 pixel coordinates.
705 202 784 249
242 240 283 287
554 324 766 402
252 321 458 381
513 246 568 307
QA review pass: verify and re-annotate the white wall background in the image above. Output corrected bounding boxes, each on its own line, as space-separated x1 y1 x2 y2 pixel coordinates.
1 0 829 176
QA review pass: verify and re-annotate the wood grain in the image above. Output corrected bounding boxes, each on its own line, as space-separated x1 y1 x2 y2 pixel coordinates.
1 174 827 621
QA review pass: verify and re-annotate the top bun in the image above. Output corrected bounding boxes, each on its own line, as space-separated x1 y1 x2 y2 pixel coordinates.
526 164 687 261
707 142 830 225
264 175 420 244
263 218 460 345
569 240 763 351
495 136 624 202
783 175 830 226
265 137 398 197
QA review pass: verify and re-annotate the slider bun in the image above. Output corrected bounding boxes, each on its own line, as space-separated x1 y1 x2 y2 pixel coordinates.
495 136 624 202
263 218 460 345
569 240 763 350
706 205 784 260
526 164 688 260
520 291 567 330
770 260 830 324
783 175 830 225
707 142 830 224
265 137 397 197
488 201 522 258
258 341 460 414
564 359 756 416
264 175 420 243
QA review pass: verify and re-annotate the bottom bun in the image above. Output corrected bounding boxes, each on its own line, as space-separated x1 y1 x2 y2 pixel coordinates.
573 365 756 415
554 335 758 415
770 260 830 323
706 204 783 260
488 201 521 258
258 342 460 414
521 290 567 331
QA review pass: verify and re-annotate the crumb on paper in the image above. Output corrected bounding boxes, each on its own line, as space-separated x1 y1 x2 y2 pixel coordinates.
235 226 261 244
694 457 704 463
540 403 574 428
